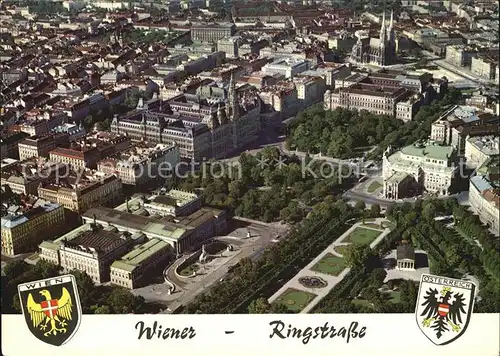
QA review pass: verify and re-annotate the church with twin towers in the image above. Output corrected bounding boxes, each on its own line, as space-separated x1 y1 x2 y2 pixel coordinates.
351 10 397 67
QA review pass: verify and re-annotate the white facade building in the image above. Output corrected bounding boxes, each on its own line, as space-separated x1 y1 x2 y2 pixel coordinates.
469 175 499 236
465 136 499 169
382 142 458 199
262 58 311 78
97 144 180 186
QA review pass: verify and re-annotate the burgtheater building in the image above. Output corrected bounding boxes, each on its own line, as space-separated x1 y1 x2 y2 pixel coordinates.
382 141 459 200
111 73 261 160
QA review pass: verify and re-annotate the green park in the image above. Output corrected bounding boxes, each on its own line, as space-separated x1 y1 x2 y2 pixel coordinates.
333 245 348 256
311 253 346 276
274 288 317 312
342 227 382 245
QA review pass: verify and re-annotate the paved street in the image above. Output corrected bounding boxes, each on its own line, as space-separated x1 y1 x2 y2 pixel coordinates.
343 189 395 207
220 139 374 179
433 59 493 87
1 252 36 275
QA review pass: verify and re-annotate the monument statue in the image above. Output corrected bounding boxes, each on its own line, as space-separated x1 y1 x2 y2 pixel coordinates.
199 244 208 263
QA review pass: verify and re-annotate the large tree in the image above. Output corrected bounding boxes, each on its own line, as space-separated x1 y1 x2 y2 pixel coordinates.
247 297 272 314
344 243 371 269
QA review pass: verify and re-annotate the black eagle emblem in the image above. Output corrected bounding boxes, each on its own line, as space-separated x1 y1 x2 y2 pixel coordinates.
420 286 467 339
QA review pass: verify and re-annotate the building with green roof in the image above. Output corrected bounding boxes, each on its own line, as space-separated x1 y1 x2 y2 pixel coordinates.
110 238 172 289
39 223 141 283
82 205 227 255
382 141 459 199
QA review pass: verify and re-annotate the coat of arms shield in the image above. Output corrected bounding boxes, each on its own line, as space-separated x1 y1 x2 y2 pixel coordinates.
415 273 476 345
18 275 82 346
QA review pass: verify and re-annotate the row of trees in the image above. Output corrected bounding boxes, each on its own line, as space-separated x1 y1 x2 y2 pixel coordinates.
387 199 499 312
311 195 499 314
2 260 161 314
286 88 462 160
182 198 369 314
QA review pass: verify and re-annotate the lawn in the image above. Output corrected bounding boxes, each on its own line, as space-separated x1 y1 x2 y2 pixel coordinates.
342 227 381 245
352 299 374 308
179 263 200 276
311 253 346 276
362 223 383 230
333 245 348 256
367 181 382 193
386 290 401 303
274 288 317 312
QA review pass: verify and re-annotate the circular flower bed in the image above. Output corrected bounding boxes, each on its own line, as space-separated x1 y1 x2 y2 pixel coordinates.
298 276 328 289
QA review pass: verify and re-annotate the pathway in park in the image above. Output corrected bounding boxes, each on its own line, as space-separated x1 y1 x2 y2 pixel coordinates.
268 218 391 314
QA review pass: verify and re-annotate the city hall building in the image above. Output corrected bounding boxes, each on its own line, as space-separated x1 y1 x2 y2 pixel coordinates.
111 73 261 160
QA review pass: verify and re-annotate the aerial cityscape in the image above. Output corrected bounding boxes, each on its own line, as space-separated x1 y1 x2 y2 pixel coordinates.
1 0 499 317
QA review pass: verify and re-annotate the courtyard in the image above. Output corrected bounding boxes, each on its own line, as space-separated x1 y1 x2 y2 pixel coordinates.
310 253 346 276
273 288 317 312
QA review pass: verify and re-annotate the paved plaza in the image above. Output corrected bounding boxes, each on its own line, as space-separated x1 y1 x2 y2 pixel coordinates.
130 218 288 313
268 218 391 313
382 249 430 282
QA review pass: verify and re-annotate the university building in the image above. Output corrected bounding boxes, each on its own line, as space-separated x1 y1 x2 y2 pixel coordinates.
324 69 446 121
191 23 235 42
324 83 414 119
